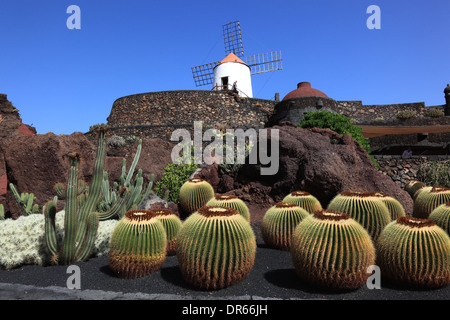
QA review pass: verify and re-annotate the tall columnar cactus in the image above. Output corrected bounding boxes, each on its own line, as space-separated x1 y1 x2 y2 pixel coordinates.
413 186 450 219
376 216 450 289
44 128 129 265
0 204 4 220
178 178 214 216
373 192 406 220
282 191 323 214
206 194 250 221
261 202 310 251
290 210 376 290
176 206 256 290
150 208 182 256
327 191 391 241
9 183 39 215
109 209 167 279
404 180 426 199
429 202 450 234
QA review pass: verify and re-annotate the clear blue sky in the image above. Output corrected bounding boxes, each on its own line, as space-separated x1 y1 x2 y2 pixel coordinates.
1 0 449 135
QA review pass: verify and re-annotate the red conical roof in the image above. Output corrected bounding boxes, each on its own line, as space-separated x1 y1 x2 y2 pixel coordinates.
218 53 247 65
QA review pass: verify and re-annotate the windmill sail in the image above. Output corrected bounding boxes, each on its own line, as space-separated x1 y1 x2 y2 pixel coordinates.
245 51 283 75
191 61 219 87
223 21 244 57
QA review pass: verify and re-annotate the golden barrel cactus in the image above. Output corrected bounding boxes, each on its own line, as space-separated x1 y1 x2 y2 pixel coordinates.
176 206 256 290
179 178 214 216
206 194 250 221
413 186 450 219
290 210 376 290
282 191 322 214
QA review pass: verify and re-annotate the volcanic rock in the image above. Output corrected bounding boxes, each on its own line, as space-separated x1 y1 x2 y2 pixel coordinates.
214 122 414 215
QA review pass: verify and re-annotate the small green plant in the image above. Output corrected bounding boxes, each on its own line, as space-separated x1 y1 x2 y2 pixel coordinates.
107 135 126 148
0 204 4 220
424 108 444 118
396 110 417 119
155 163 199 203
298 111 379 168
9 183 39 215
417 161 450 188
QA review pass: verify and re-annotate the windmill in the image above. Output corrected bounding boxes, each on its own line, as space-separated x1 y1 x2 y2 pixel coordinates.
191 21 282 98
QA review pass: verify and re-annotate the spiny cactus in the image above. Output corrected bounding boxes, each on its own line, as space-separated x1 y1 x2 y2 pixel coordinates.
261 202 310 251
327 191 391 241
178 178 214 216
44 128 129 265
176 206 256 290
373 192 406 220
109 209 167 279
0 204 4 220
413 186 450 219
290 210 376 290
53 182 66 200
9 183 39 215
205 194 250 221
150 208 182 256
282 191 323 214
376 216 450 289
429 202 450 234
404 180 426 199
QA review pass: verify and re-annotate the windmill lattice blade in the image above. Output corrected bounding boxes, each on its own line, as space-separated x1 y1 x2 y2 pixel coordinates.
246 51 283 75
191 62 219 87
223 21 244 57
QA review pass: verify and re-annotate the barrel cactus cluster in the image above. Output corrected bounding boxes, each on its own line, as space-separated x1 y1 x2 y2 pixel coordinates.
261 202 310 251
176 205 256 290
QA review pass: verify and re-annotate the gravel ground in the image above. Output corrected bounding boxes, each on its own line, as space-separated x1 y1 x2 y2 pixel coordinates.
0 221 448 301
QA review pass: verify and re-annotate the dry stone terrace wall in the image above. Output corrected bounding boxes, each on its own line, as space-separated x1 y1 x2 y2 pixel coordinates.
337 101 445 123
374 155 450 188
105 90 276 141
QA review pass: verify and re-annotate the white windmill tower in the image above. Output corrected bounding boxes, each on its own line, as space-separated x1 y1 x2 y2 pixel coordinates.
191 21 283 98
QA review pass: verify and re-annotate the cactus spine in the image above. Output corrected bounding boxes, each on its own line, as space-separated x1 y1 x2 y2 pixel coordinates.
109 209 167 279
327 191 391 241
261 202 310 251
176 206 256 290
282 191 322 214
413 186 450 219
179 178 214 216
376 217 450 288
429 202 450 235
206 194 250 221
290 210 376 290
373 192 406 220
151 208 182 256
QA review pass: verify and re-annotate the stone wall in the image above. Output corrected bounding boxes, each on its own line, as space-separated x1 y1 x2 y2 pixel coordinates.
104 90 276 141
374 155 450 188
337 101 445 123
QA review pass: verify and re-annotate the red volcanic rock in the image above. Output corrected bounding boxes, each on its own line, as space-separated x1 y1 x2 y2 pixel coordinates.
216 121 414 216
2 132 175 218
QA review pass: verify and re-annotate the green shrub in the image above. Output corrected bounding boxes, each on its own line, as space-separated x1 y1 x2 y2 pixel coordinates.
155 163 199 203
417 160 450 188
396 110 417 119
298 111 378 168
424 108 444 118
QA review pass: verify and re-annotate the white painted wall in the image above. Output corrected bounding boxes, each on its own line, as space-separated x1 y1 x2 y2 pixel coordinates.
213 62 253 98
